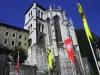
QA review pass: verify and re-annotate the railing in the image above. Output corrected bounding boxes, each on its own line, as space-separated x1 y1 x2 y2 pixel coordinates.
9 63 37 75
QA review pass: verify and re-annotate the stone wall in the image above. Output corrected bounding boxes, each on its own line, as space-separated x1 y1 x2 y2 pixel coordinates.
0 23 29 50
9 63 37 75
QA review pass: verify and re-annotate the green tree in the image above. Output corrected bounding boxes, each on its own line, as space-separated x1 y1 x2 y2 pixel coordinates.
10 47 28 63
75 29 100 75
44 57 60 75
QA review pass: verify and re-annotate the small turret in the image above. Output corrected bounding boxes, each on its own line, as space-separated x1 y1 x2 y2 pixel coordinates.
58 5 61 9
54 4 55 8
63 10 67 20
49 5 52 10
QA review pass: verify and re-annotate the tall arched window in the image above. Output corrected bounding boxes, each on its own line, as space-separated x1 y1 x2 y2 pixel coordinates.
41 12 43 19
38 10 40 17
46 18 52 44
28 38 32 47
39 35 45 48
54 15 63 48
30 24 32 32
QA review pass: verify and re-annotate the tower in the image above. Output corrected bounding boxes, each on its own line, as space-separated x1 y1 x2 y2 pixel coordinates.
24 2 82 75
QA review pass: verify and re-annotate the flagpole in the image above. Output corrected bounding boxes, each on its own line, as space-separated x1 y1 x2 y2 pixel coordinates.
70 44 76 75
46 48 50 75
69 40 76 75
48 65 50 75
18 51 19 75
77 2 100 74
67 25 75 75
89 41 100 75
70 57 75 75
72 61 76 75
67 18 85 75
18 68 19 75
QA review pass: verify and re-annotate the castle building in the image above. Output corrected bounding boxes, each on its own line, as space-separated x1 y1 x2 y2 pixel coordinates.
0 23 29 50
0 23 29 75
24 2 84 75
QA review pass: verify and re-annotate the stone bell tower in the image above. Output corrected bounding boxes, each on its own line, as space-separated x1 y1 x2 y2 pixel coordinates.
24 2 83 75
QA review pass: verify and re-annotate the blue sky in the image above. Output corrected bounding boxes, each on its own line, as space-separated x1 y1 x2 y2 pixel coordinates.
0 0 100 36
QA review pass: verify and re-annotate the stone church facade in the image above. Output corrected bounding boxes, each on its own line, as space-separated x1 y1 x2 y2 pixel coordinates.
24 2 84 75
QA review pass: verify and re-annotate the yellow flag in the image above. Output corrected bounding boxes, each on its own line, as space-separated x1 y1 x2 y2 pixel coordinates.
77 2 93 43
46 48 53 69
78 3 100 74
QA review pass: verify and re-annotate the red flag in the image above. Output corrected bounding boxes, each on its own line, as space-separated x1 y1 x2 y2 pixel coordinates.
16 51 19 72
64 38 75 63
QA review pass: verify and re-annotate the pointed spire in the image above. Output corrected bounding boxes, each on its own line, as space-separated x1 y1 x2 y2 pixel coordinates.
49 5 52 10
63 10 66 18
62 10 67 20
54 4 55 8
64 10 66 15
69 17 73 25
58 5 61 9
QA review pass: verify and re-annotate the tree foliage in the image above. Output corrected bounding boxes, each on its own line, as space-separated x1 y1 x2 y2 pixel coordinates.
44 57 60 75
10 47 28 63
75 29 100 75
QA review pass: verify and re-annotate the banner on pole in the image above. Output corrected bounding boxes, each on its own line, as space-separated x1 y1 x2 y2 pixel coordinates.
64 38 75 63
